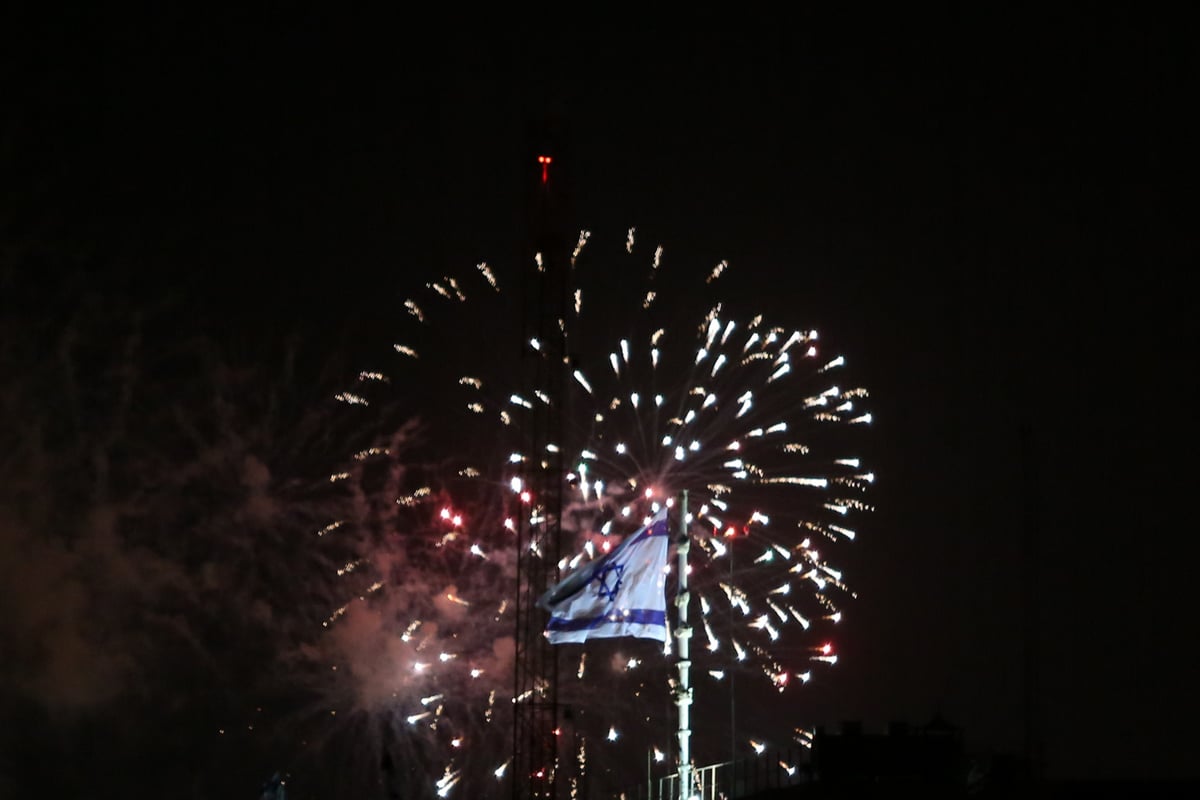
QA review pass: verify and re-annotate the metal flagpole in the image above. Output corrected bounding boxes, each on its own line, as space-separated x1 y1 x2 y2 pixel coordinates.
674 491 693 799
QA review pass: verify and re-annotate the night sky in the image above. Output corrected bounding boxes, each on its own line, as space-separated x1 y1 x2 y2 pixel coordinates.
2 8 1197 799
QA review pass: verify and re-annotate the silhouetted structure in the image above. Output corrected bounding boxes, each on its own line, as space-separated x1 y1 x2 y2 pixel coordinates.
810 717 967 798
512 117 573 800
617 716 1200 800
618 717 970 799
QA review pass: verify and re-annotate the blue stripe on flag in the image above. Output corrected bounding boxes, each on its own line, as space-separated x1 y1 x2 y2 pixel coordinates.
546 608 667 633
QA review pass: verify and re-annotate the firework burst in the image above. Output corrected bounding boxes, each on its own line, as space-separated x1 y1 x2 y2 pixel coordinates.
316 228 873 797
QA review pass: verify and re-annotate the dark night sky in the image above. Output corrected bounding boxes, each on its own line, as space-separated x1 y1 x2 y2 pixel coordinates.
2 7 1198 798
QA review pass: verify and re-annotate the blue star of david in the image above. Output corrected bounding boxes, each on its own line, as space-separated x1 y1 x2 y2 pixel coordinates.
593 562 625 602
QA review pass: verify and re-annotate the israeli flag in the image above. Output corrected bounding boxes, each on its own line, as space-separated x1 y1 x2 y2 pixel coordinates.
539 509 671 644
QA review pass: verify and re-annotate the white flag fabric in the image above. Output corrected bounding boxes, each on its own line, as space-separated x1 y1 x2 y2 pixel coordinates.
538 509 671 644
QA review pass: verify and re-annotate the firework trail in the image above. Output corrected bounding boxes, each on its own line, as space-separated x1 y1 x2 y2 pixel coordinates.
318 228 873 797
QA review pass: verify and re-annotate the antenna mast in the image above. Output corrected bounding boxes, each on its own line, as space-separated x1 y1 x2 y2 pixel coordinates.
512 144 569 800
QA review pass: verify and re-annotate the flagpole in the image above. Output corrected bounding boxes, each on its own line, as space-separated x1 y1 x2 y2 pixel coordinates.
674 490 693 799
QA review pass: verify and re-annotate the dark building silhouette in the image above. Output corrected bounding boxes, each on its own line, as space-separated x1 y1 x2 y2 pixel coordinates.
618 717 1200 799
806 716 968 799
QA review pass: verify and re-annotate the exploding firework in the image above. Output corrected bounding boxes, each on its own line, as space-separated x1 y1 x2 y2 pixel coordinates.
314 228 873 797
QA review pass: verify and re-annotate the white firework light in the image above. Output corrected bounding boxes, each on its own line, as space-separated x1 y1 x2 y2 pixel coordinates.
322 228 873 797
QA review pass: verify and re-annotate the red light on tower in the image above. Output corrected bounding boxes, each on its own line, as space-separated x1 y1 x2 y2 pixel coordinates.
537 155 552 184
